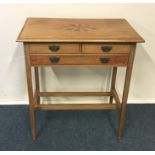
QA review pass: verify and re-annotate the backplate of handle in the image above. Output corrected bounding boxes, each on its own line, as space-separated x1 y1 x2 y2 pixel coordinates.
100 58 110 64
49 45 60 52
49 56 60 63
101 46 112 52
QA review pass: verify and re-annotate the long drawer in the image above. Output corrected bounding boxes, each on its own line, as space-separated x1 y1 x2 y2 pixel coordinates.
30 55 128 66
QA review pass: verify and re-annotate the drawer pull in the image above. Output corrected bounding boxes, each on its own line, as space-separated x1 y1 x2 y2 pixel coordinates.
101 46 112 52
49 56 60 63
49 45 60 52
100 58 110 64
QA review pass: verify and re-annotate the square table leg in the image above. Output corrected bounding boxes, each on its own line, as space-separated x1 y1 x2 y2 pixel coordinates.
34 67 40 105
118 44 136 140
24 43 36 141
109 67 117 104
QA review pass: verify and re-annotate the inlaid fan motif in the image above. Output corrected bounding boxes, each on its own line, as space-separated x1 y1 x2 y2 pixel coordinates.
61 24 96 31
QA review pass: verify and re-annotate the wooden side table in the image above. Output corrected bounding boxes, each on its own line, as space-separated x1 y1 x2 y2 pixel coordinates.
17 18 144 141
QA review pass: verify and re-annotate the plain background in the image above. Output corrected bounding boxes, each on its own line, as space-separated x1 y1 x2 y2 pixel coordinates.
0 3 155 104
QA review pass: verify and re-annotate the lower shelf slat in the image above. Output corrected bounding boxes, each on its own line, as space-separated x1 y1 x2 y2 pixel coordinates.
34 104 117 110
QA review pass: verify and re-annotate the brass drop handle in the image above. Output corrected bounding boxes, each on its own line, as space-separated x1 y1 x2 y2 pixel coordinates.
49 45 60 52
100 58 110 64
49 56 60 63
101 46 112 52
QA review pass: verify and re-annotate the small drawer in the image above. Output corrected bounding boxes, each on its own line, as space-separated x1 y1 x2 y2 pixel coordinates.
30 55 128 66
82 44 131 54
29 43 80 54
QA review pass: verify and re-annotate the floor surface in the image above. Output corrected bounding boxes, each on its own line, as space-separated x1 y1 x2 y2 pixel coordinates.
0 104 155 150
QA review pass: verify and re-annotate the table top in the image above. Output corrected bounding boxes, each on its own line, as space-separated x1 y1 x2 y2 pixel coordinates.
17 18 144 43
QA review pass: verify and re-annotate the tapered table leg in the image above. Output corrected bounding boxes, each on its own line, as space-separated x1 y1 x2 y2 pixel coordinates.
29 105 36 141
24 43 36 141
118 44 136 140
34 67 40 105
109 67 117 104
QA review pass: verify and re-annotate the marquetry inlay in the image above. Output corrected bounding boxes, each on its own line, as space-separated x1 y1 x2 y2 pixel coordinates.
61 24 96 32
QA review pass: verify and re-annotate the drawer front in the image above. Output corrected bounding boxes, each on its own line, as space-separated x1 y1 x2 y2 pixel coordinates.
82 44 131 54
29 43 80 54
30 55 128 66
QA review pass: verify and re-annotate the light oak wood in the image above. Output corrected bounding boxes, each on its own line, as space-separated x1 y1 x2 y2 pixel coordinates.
109 67 117 104
24 43 36 141
112 88 121 110
118 44 136 140
34 104 117 110
34 89 38 105
30 55 128 66
16 18 145 141
82 44 131 54
17 18 145 43
39 92 112 97
34 67 40 104
29 43 80 54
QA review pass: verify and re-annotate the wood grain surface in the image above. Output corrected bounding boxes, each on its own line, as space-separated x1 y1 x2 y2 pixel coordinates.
17 18 145 43
30 54 129 66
